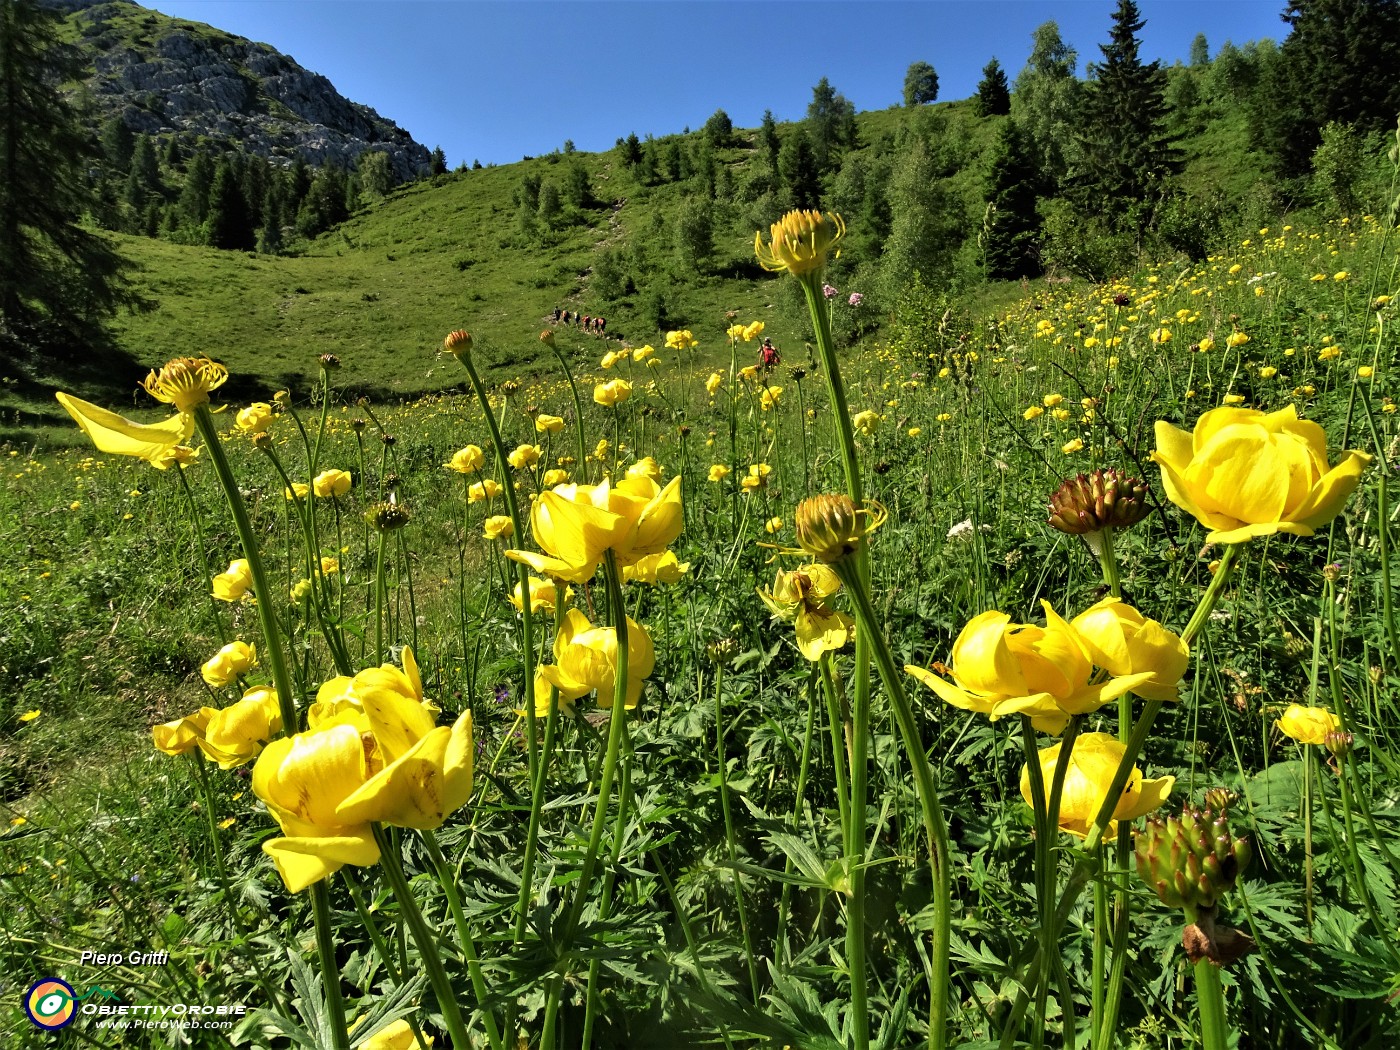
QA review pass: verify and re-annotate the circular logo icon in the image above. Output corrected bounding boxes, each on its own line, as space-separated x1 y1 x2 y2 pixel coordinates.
25 978 77 1030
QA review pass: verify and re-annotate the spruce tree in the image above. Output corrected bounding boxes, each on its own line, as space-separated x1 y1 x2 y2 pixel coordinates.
0 0 136 336
1261 0 1400 176
207 157 254 250
179 149 215 227
619 132 642 168
759 110 781 169
975 58 1011 116
806 77 856 171
1070 0 1182 215
778 127 821 210
430 146 447 175
983 119 1041 279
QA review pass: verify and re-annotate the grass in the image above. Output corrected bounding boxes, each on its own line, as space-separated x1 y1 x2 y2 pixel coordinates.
1 207 1397 1047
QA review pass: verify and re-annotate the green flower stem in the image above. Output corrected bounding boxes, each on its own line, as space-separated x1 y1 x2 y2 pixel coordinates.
312 369 331 474
261 443 353 675
1193 955 1229 1050
513 683 562 941
1003 542 1245 1046
713 659 761 1005
191 405 298 731
778 665 821 963
373 526 389 665
422 830 506 1050
1090 844 1107 1050
581 738 636 1050
344 877 435 1050
562 552 631 939
173 463 228 645
453 349 539 784
798 267 872 1050
1355 392 1398 668
819 653 852 837
544 337 590 481
188 754 287 1016
832 557 953 1050
795 373 811 497
309 880 351 1050
654 859 739 1050
370 824 480 1050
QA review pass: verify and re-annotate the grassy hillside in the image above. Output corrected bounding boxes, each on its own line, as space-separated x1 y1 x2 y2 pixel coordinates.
4 71 1292 447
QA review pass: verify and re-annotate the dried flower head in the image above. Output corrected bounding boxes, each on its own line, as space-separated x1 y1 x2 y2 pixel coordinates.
1048 468 1151 535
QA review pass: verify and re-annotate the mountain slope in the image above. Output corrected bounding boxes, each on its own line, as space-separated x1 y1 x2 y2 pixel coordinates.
44 0 431 179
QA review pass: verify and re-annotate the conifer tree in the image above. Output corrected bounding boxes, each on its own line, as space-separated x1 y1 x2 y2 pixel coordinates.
806 77 857 171
1069 0 1182 215
0 0 136 336
619 132 642 168
1259 0 1400 176
179 149 215 227
1189 32 1210 66
759 109 781 169
778 127 821 210
975 58 1011 117
430 146 447 175
207 157 254 250
983 119 1041 279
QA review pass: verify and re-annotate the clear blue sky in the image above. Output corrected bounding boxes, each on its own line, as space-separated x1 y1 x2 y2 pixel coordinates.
146 1 1287 168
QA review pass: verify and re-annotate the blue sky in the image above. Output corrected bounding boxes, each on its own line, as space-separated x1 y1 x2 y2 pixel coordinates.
147 1 1287 168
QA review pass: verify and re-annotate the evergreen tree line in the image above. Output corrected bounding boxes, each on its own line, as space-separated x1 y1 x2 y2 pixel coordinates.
90 123 451 253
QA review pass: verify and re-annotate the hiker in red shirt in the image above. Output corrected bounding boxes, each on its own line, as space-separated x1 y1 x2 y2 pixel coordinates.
759 337 781 372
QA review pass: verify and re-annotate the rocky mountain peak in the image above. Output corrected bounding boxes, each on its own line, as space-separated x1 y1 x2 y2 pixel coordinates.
41 0 432 180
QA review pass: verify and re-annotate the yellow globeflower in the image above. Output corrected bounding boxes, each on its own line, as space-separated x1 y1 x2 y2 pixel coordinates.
708 464 730 482
507 482 632 582
726 323 746 341
200 685 284 768
149 444 200 470
468 479 501 503
1276 703 1340 746
542 468 570 486
537 608 655 709
743 321 765 342
535 414 565 434
1020 733 1174 839
706 372 724 396
320 556 340 575
633 344 657 361
55 392 194 464
508 444 542 469
335 649 475 832
626 456 663 482
510 576 571 614
594 379 633 406
758 564 853 661
1149 328 1172 345
313 469 352 498
852 410 879 435
360 1020 429 1050
1152 405 1370 544
1070 597 1189 702
665 330 697 351
483 515 514 540
759 386 783 411
142 357 229 413
253 720 381 892
212 558 254 602
622 550 690 585
1042 393 1065 408
754 209 846 278
1023 406 1045 421
1225 331 1250 348
285 482 310 501
906 605 1155 734
1197 337 1215 352
445 445 485 474
153 708 212 756
601 350 623 369
236 402 275 434
201 640 258 687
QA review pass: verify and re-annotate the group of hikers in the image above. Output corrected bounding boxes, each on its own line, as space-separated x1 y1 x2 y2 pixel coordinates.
553 307 607 335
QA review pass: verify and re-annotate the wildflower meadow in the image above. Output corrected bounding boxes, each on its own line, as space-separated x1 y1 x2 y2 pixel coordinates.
3 202 1399 1050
